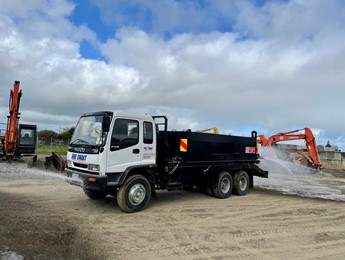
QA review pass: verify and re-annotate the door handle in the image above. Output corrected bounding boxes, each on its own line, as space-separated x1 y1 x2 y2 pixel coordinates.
133 149 140 154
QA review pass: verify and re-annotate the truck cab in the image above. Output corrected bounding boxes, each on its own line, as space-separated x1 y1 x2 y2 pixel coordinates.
67 110 156 176
66 111 159 209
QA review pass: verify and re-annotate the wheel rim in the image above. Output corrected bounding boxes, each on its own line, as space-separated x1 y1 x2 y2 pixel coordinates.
220 177 231 193
239 176 247 191
128 184 146 205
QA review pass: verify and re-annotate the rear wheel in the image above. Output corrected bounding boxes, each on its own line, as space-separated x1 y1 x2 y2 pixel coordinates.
232 171 249 195
117 175 151 213
83 188 108 199
212 171 233 199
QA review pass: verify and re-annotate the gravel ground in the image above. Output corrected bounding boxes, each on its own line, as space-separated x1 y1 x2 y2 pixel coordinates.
0 162 345 260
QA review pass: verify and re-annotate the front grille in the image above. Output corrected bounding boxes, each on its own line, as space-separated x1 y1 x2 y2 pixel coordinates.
68 166 100 175
73 162 88 169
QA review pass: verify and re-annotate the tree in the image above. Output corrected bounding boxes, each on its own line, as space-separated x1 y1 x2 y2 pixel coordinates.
38 130 58 145
59 127 75 140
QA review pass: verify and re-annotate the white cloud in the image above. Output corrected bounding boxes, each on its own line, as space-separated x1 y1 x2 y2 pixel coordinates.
235 0 345 43
1 0 74 17
0 0 345 150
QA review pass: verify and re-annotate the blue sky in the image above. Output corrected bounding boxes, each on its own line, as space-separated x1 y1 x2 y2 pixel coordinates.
1 0 345 150
70 1 110 59
69 0 285 58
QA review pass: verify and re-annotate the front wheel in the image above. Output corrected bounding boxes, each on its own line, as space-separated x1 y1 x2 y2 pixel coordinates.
212 171 233 199
117 175 151 213
232 171 249 195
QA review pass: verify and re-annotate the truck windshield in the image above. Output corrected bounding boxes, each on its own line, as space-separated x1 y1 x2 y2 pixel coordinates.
70 115 109 147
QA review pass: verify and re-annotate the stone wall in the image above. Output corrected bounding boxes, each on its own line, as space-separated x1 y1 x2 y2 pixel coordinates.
319 151 345 170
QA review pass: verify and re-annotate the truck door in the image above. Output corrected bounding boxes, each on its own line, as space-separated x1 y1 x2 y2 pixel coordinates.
141 121 156 165
106 118 142 173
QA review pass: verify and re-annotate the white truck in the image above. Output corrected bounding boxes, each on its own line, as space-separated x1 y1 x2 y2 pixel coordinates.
66 111 268 213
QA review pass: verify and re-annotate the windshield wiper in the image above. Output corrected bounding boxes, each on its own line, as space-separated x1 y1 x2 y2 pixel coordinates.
70 139 91 146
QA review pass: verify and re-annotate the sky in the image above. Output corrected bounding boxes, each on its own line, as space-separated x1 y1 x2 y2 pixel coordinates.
0 0 345 151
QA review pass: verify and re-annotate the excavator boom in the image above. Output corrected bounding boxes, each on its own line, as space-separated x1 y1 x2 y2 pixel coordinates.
1 81 37 159
196 127 219 134
258 128 322 170
4 81 21 155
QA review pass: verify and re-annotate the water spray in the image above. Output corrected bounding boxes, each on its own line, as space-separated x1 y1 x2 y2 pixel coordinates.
0 162 82 185
256 155 345 202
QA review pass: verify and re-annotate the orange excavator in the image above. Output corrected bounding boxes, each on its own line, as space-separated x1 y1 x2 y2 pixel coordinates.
257 128 322 170
1 80 37 160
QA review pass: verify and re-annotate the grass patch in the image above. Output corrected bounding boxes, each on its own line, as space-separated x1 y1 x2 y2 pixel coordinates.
36 145 68 155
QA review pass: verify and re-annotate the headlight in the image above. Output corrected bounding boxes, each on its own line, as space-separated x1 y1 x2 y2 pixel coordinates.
88 164 100 171
67 160 72 167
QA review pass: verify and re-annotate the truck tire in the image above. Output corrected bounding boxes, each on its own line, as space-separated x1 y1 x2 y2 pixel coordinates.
83 188 108 199
232 171 249 195
212 171 233 199
206 186 214 196
117 175 151 213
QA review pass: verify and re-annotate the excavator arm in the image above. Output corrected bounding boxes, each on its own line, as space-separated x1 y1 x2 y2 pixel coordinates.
303 128 321 170
257 128 322 170
196 127 219 134
3 81 22 155
2 81 37 159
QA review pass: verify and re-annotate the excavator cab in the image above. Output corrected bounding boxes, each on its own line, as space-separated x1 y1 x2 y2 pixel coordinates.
17 124 37 155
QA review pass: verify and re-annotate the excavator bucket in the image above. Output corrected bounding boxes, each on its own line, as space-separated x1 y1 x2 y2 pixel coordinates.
29 152 66 172
45 152 66 172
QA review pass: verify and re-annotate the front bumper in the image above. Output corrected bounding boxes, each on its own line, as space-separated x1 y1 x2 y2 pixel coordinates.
65 168 108 191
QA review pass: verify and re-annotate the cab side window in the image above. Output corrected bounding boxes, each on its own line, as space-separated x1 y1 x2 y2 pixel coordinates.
143 121 153 144
111 119 139 150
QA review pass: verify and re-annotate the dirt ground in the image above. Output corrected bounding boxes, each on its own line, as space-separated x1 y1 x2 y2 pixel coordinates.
0 166 345 260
